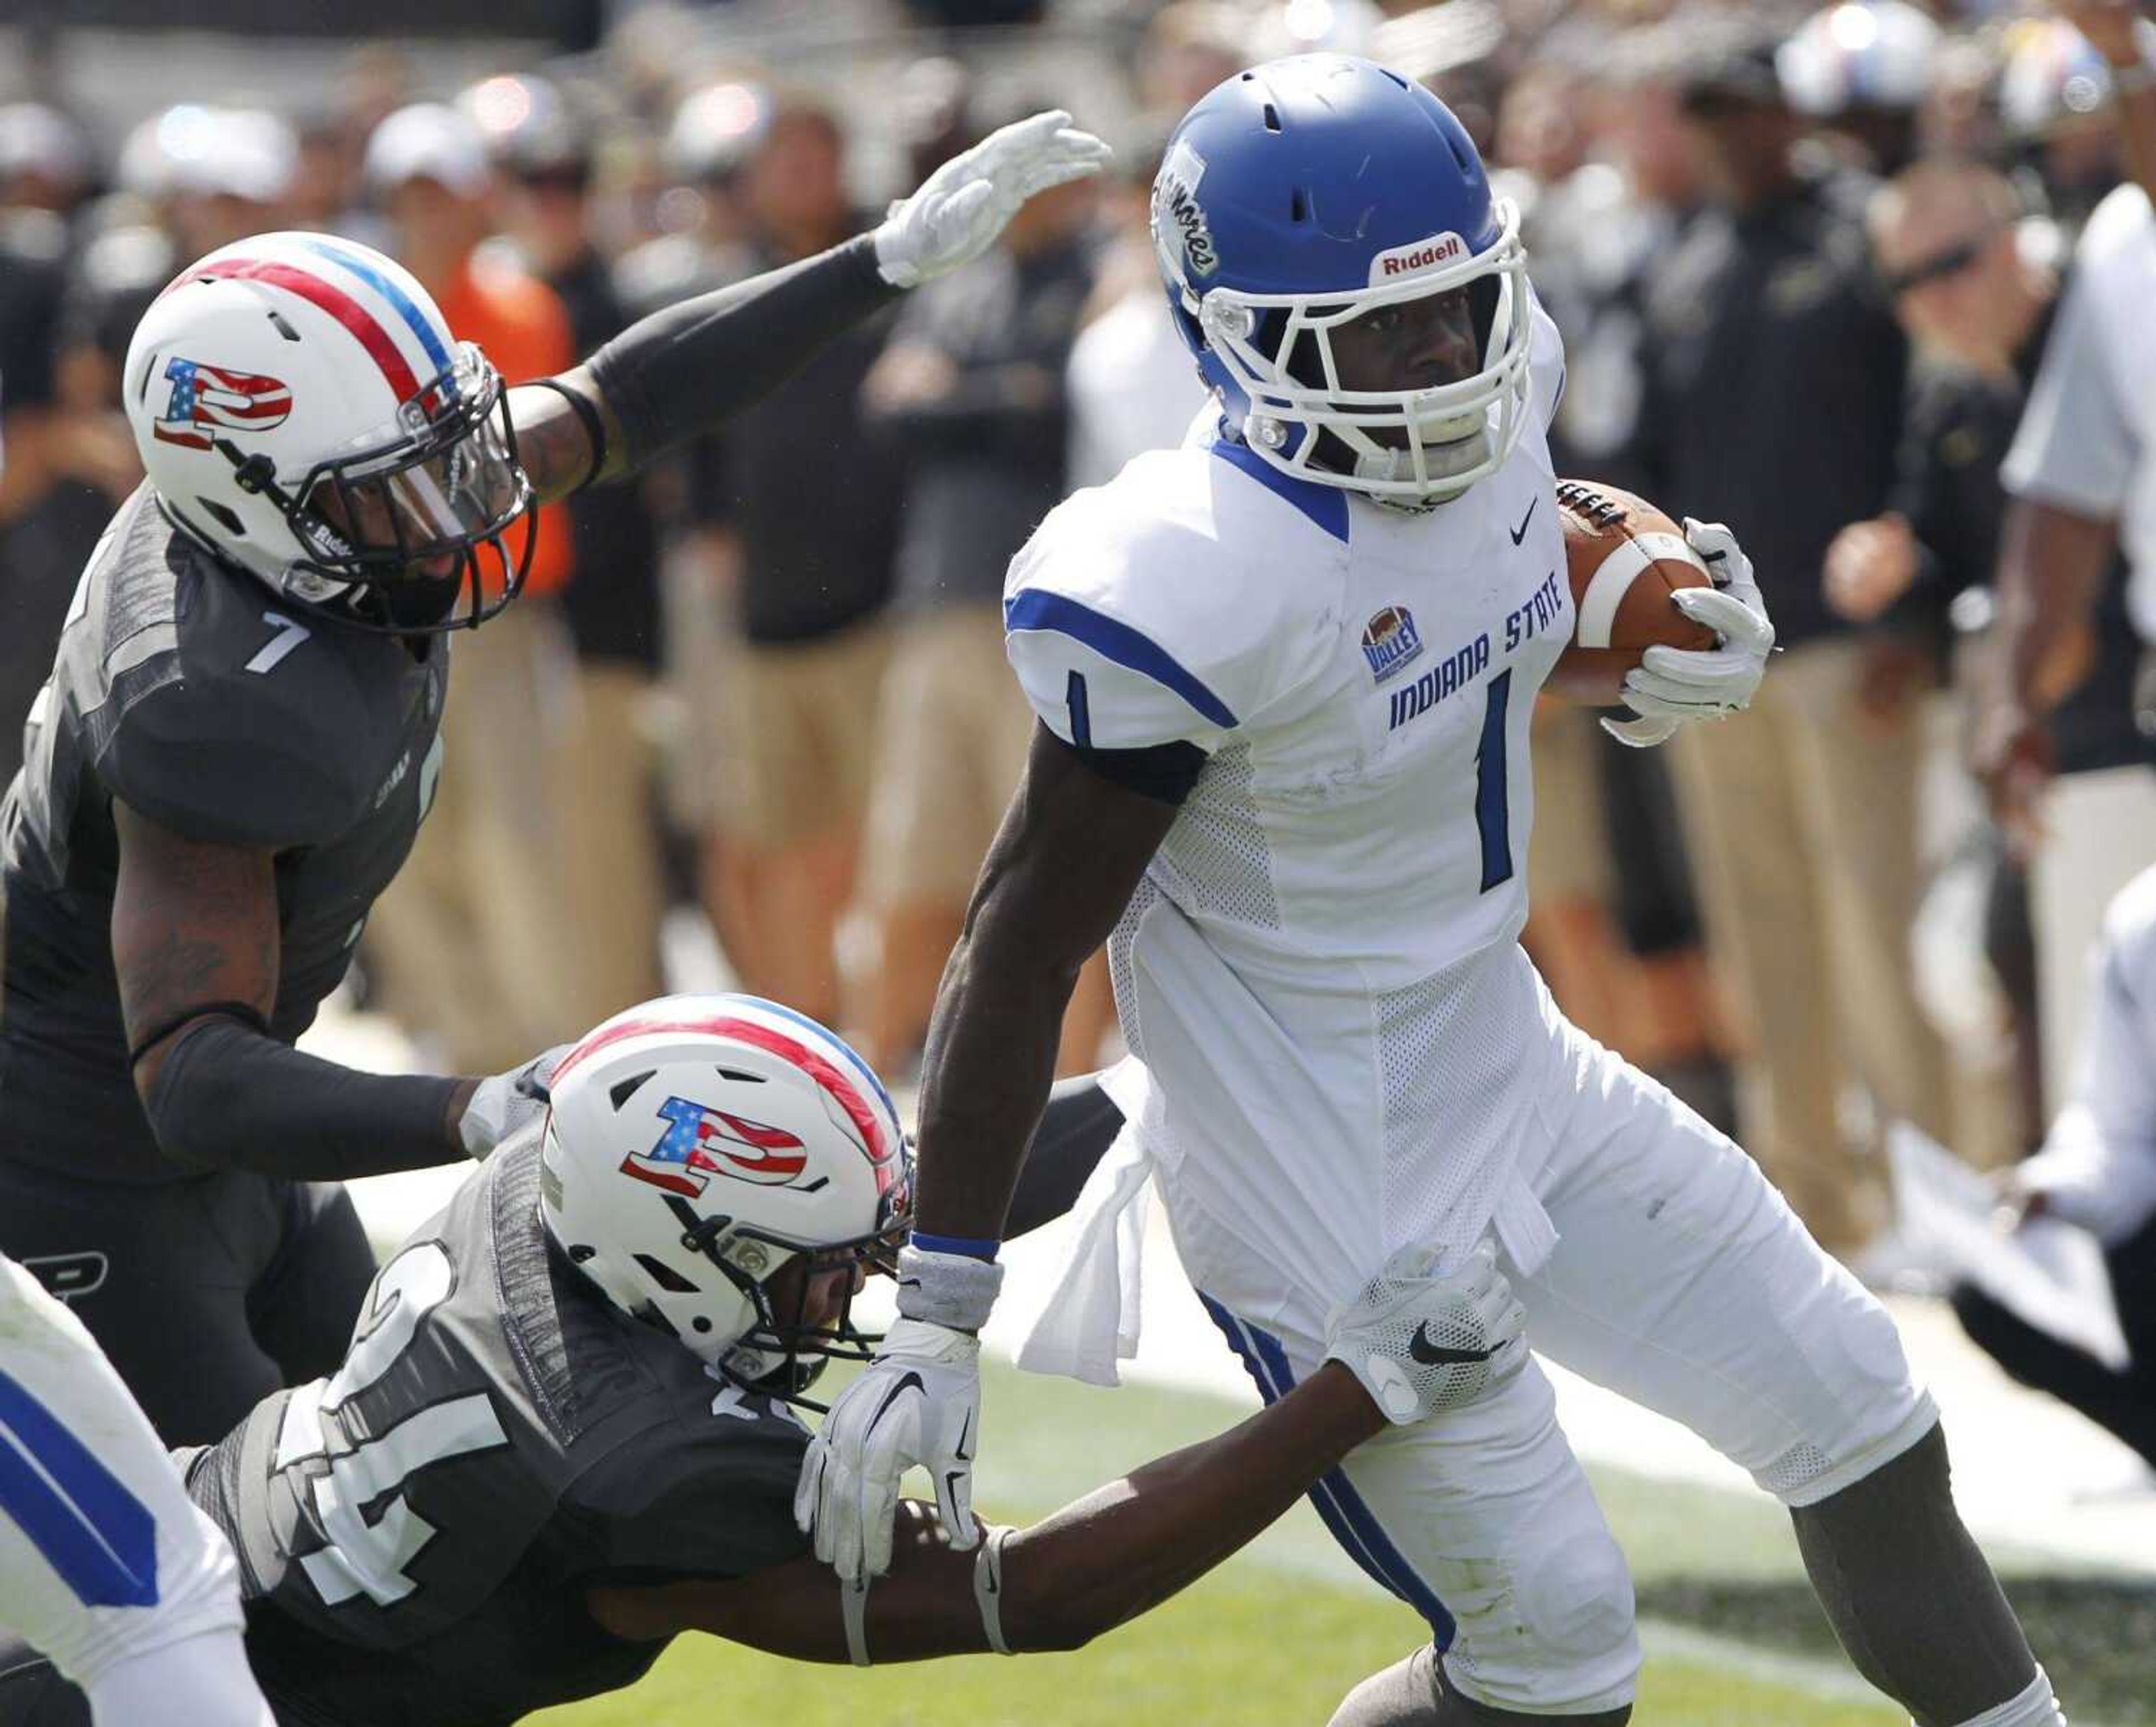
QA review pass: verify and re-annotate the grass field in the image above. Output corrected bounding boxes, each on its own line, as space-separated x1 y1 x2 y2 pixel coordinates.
525 1360 2155 1727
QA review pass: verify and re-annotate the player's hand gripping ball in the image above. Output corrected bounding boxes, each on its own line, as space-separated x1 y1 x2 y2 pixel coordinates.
1550 481 1775 747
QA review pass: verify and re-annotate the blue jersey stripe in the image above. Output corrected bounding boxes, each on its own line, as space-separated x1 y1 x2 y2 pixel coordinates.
298 237 455 383
1209 437 1351 543
0 1370 158 1610
1005 590 1239 731
1066 670 1093 748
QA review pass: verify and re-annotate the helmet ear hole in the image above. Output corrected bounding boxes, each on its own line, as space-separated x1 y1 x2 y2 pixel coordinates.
197 497 246 537
632 1252 701 1295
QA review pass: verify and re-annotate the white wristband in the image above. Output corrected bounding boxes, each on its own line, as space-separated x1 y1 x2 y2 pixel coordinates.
973 1524 1015 1655
842 1577 872 1667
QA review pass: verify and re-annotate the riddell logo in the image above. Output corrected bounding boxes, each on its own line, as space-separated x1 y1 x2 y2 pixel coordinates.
1367 232 1465 287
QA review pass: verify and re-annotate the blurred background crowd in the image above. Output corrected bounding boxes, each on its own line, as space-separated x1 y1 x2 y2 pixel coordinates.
3 0 2154 1470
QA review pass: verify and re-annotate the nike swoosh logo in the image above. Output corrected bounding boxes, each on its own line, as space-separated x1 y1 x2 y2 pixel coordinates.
954 1405 974 1463
1509 498 1538 546
1408 1323 1495 1367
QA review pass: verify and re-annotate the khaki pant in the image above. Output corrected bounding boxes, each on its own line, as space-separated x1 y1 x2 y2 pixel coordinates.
554 660 669 1027
368 601 586 1073
2030 765 2156 1108
1669 635 1953 1253
1526 701 1613 906
862 605 1035 911
710 619 893 851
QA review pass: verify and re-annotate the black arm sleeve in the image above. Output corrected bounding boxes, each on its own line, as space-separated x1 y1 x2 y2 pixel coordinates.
147 1018 465 1180
1063 736 1208 806
1004 1072 1129 1240
587 235 901 473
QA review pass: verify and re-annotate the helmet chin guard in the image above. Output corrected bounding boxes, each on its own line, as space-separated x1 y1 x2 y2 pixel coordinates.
1152 54 1535 508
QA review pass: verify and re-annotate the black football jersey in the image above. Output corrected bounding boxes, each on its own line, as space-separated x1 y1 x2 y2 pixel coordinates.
0 486 448 1180
186 1132 812 1726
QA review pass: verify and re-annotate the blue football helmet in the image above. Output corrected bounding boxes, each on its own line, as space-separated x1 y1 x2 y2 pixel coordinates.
1152 54 1532 506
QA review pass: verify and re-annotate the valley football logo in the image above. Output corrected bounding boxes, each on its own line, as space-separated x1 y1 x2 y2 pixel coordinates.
620 1097 815 1196
1152 138 1219 283
1362 605 1426 683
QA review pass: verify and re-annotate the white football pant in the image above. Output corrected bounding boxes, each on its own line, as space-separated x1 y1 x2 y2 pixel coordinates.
1175 1010 1938 1715
0 1255 271 1725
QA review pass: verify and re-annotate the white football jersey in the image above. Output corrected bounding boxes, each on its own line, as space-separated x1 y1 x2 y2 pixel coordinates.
1005 304 1579 1318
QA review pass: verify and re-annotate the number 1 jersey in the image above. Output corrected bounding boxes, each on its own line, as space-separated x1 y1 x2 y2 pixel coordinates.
1002 301 1579 1319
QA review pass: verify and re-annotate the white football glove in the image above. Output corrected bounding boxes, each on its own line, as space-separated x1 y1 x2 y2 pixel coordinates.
872 109 1111 290
796 1315 983 1583
1323 1240 1528 1424
1603 517 1776 749
458 1043 573 1161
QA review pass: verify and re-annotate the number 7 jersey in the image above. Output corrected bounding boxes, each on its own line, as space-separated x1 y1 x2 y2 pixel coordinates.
0 485 447 1181
1003 302 1577 1303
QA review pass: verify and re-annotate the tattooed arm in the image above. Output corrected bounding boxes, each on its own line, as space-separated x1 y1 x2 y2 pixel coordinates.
112 799 474 1176
112 799 280 1099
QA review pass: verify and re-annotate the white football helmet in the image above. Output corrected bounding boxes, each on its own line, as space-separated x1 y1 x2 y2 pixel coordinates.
540 994 911 1404
122 230 535 634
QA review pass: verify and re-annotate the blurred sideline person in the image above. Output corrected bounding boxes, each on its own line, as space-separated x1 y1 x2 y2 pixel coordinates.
354 103 587 1072
687 95 905 1030
482 77 671 1023
0 998 1528 1727
1954 865 2156 1469
812 60 2059 1727
1824 158 2151 1154
1634 29 1952 1259
0 113 1111 1445
858 119 1102 1075
1977 34 2156 1111
0 1255 271 1727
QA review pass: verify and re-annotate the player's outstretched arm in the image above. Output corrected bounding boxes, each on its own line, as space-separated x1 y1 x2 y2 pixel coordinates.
594 1245 1527 1662
113 800 476 1178
508 111 1108 504
801 727 1184 1584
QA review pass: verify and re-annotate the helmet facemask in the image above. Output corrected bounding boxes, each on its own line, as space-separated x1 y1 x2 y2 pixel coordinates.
216 342 536 634
668 1182 910 1411
1187 200 1534 509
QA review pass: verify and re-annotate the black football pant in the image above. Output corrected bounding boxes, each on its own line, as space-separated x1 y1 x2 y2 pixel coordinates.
1951 1210 2156 1469
0 1159 377 1447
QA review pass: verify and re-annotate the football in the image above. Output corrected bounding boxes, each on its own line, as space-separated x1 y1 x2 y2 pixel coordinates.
1551 479 1718 706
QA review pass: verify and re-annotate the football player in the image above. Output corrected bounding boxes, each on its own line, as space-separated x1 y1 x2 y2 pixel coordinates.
0 1254 270 1725
805 57 2066 1727
0 995 1529 1726
0 113 1108 1447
